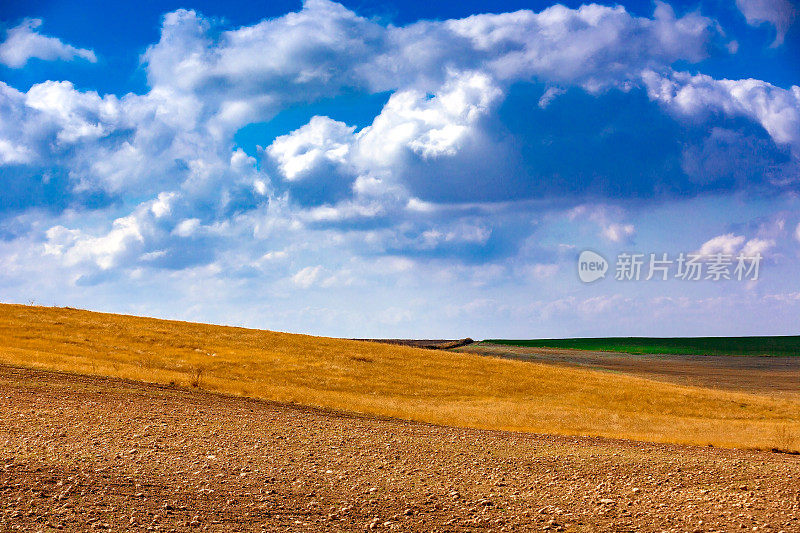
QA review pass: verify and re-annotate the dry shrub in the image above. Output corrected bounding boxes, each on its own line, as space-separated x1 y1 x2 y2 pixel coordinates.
190 367 204 388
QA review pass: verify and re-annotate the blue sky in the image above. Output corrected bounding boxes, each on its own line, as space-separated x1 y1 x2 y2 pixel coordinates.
0 0 798 338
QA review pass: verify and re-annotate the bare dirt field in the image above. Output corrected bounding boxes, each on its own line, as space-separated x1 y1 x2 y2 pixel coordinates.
459 343 800 396
1 364 799 533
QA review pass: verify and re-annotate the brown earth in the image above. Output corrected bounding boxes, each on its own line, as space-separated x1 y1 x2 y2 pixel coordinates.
459 343 800 396
1 364 799 532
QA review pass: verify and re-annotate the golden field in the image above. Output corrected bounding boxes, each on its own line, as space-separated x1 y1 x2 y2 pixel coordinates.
1 303 798 452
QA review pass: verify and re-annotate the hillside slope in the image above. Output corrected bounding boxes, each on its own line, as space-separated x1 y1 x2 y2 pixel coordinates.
0 303 798 451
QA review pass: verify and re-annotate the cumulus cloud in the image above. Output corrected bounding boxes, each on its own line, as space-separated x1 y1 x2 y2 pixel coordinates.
735 0 797 46
358 71 502 160
696 233 775 257
0 0 797 284
267 116 356 205
741 237 775 256
269 117 353 182
137 0 718 133
25 81 120 144
262 69 508 206
443 1 715 90
45 216 146 271
0 75 272 220
172 218 201 238
0 19 96 68
141 2 383 134
0 2 748 214
697 233 746 255
642 71 800 157
0 138 33 164
41 188 254 277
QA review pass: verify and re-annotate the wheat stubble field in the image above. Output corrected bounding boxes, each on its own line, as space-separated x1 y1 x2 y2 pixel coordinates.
1 303 799 531
1 304 798 451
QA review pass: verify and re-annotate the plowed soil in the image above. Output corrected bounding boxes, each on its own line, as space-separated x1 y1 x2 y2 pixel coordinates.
460 343 800 395
1 365 799 532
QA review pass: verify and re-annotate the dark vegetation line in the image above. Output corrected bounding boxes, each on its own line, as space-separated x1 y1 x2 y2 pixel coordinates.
482 337 800 357
354 339 475 350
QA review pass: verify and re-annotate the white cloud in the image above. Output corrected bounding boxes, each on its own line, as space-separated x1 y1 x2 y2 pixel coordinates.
0 1 734 213
0 138 34 164
292 265 323 288
642 70 800 157
405 198 437 213
150 192 177 218
138 0 717 136
696 234 774 257
41 192 227 273
268 116 354 181
301 201 385 223
357 70 502 162
697 233 746 255
419 222 492 248
538 87 566 108
264 69 504 206
45 215 145 271
0 0 796 293
741 238 775 256
602 223 636 243
735 0 797 46
172 218 201 237
142 2 382 132
25 81 120 144
443 1 714 91
0 19 97 68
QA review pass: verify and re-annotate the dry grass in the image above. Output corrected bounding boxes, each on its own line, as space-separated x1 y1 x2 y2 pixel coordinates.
1 303 798 452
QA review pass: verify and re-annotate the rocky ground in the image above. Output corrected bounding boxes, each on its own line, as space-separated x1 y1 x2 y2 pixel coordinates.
1 364 798 532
